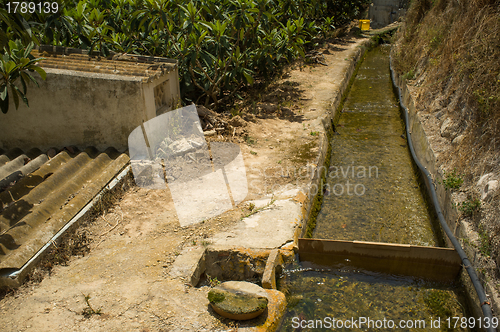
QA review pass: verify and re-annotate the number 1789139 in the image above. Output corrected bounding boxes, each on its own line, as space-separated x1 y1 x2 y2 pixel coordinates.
6 2 59 14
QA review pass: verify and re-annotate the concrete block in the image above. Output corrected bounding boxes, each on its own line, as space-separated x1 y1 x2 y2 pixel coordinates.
298 238 462 282
262 249 283 290
169 247 206 286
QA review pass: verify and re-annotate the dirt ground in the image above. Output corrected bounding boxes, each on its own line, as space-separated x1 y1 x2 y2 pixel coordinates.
0 34 368 331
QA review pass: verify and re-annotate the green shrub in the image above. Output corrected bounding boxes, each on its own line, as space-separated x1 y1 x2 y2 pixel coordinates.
441 169 463 190
459 198 480 216
1 0 370 111
478 225 491 257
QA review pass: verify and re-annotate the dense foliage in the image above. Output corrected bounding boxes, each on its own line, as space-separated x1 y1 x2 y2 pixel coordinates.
0 40 46 114
1 0 369 111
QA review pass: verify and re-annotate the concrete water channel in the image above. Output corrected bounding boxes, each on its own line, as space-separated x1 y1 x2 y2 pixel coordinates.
277 46 473 331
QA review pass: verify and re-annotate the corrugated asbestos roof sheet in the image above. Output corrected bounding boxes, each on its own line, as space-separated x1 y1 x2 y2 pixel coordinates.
0 147 129 279
33 46 177 83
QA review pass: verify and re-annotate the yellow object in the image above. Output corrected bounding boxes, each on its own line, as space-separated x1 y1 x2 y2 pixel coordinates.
359 19 370 31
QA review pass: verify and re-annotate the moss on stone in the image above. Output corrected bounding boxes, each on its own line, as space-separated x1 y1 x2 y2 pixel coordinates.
208 289 225 304
209 286 268 315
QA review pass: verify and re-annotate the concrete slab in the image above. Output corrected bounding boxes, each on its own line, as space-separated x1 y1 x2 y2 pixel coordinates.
209 199 302 249
262 249 283 290
169 247 206 286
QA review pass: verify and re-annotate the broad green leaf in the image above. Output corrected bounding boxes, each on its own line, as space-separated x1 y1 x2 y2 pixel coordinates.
19 73 27 94
243 71 253 84
4 61 16 74
8 40 17 53
198 31 208 45
20 71 40 88
19 58 29 67
0 92 8 114
14 86 28 107
10 85 19 109
31 66 47 81
0 84 7 101
23 42 34 58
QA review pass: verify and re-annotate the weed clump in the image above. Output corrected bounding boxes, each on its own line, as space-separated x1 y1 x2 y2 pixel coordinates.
81 293 102 318
441 169 463 190
392 0 500 161
478 225 492 257
459 198 481 216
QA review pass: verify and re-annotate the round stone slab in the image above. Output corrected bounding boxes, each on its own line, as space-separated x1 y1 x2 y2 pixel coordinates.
208 281 269 320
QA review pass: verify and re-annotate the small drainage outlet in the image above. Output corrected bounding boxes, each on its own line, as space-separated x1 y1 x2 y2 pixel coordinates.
197 248 271 287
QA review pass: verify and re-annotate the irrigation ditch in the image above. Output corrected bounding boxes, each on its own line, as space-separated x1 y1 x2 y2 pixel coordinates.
2 26 497 332
175 32 497 331
274 38 496 331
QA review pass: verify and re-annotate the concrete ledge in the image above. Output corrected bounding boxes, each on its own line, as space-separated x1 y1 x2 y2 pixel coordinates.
169 247 206 286
300 40 372 238
299 238 462 282
203 248 270 283
262 249 283 290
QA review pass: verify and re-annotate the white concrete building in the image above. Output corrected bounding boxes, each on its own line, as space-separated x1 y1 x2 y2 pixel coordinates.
0 46 181 151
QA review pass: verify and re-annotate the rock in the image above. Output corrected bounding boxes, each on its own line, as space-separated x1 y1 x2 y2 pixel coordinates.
168 138 195 156
440 117 459 139
187 138 205 148
477 173 498 201
204 129 217 137
169 247 206 286
229 115 246 127
262 250 283 290
483 181 499 201
478 173 494 187
208 281 268 320
429 97 445 112
452 134 464 146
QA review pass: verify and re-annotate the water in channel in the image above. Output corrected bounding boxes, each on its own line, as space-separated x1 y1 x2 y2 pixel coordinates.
314 45 438 246
277 46 470 331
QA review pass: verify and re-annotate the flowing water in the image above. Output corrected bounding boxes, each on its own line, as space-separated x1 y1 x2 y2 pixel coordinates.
313 45 439 246
278 262 468 331
277 46 470 331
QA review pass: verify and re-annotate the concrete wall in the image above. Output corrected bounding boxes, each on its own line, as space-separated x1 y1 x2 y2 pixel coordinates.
0 68 180 152
152 67 181 117
369 0 408 29
394 73 500 324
